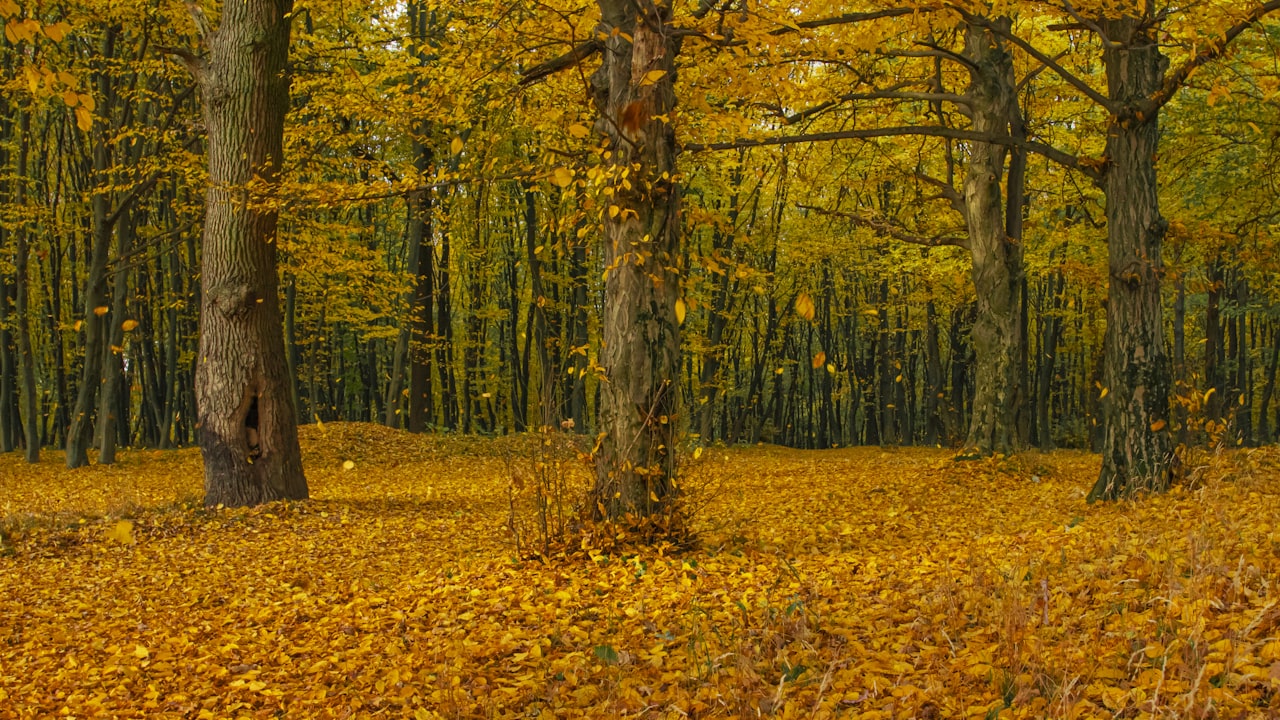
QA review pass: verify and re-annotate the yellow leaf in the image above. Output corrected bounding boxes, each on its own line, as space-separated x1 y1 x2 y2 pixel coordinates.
342 460 355 471
567 123 590 138
674 299 686 325
450 137 464 155
1150 419 1166 431
639 69 666 87
106 520 134 545
44 20 71 42
133 644 149 658
1099 387 1109 399
826 363 836 374
121 319 138 332
811 351 826 369
795 293 815 321
551 167 574 188
693 447 703 460
74 107 92 132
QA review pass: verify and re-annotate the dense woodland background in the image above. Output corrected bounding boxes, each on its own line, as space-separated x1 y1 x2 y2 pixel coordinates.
1 0 1278 463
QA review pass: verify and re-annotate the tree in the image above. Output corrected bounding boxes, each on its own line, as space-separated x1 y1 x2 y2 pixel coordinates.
588 0 685 519
173 0 306 506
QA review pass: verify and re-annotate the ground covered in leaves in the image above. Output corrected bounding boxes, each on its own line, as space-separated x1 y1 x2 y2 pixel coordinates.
3 425 1280 719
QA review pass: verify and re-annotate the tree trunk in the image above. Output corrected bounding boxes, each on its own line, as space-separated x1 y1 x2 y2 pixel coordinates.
590 0 683 519
1089 17 1173 501
98 208 136 464
14 111 38 462
406 154 435 433
66 27 120 468
193 0 307 507
960 20 1024 456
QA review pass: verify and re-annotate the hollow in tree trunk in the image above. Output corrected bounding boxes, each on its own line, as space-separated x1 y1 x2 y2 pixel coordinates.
190 0 306 507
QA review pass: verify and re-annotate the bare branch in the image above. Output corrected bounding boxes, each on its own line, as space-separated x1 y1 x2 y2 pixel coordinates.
518 39 602 88
795 203 969 249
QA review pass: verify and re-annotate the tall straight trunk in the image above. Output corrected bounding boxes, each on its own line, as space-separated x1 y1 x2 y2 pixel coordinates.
66 27 120 468
14 111 38 462
435 204 456 430
1173 273 1187 446
405 153 435 433
1089 17 1173 501
961 19 1024 456
0 100 12 454
98 207 136 464
565 230 589 431
590 0 683 518
524 187 557 428
191 0 307 506
1205 258 1224 422
1233 273 1252 444
923 301 944 445
1035 270 1064 451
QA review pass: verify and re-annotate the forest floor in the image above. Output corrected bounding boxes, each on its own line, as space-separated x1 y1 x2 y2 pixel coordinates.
2 425 1280 719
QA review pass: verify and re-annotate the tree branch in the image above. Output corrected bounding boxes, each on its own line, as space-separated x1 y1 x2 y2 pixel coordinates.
795 203 969 249
964 11 1118 114
518 39 602 87
1136 0 1280 117
775 6 936 33
684 126 1099 183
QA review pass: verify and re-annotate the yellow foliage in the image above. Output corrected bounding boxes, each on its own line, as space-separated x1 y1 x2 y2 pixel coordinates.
3 426 1280 717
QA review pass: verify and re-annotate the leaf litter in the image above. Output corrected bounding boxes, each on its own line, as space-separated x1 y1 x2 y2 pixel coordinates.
3 424 1280 718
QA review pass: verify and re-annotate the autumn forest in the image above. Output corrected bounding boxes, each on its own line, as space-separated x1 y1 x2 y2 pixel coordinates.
3 0 1280 717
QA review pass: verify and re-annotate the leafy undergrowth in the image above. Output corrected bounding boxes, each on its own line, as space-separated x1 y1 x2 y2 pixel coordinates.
3 425 1280 719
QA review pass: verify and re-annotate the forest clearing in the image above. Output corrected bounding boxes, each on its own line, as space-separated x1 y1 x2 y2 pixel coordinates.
4 424 1280 719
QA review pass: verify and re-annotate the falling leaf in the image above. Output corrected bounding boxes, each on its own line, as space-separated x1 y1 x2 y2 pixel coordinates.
811 351 826 369
121 319 139 332
93 306 109 316
342 460 355 471
795 294 815 321
450 136 464 155
674 299 686 325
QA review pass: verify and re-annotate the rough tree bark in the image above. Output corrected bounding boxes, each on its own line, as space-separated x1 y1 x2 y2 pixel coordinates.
960 20 1024 456
186 0 307 506
1088 17 1173 501
589 0 683 519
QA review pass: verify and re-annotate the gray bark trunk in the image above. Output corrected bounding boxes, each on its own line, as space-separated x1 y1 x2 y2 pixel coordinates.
1089 17 1173 501
961 20 1024 456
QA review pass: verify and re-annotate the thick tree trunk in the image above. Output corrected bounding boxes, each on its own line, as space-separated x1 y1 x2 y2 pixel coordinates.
961 20 1024 456
590 0 683 519
1089 17 1173 501
193 0 307 507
